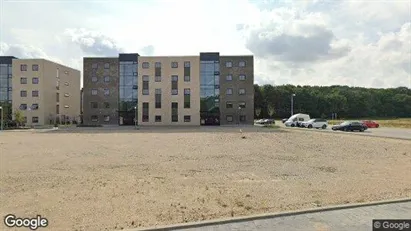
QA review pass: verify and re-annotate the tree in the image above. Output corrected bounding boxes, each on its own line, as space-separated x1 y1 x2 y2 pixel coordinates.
255 107 262 118
13 110 25 127
267 105 275 118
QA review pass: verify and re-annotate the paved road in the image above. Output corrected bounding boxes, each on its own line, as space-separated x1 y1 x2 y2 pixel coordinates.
276 123 411 140
141 201 411 231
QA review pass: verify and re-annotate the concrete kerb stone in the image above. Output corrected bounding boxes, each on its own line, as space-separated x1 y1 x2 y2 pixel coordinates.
125 198 411 231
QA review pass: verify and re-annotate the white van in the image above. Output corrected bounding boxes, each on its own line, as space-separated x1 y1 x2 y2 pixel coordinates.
284 113 311 127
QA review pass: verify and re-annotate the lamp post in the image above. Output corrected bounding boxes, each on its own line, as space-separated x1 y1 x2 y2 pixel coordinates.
238 106 242 126
0 106 3 131
134 106 137 129
291 93 296 116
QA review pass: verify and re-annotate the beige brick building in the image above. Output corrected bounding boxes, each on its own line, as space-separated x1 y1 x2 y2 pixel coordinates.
138 56 200 125
12 59 81 126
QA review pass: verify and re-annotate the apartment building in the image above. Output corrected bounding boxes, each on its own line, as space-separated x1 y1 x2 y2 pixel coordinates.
12 59 81 126
82 52 254 126
0 56 17 104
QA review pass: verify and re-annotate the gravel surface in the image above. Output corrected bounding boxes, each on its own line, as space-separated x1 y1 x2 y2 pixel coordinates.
1 127 410 231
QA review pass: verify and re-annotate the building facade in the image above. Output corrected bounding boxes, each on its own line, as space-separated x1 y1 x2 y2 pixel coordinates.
82 52 254 126
0 56 17 103
11 59 81 126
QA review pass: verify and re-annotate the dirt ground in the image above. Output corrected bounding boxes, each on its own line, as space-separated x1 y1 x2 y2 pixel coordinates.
1 127 410 231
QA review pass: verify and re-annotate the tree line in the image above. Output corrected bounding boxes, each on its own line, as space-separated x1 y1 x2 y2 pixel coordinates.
254 84 411 119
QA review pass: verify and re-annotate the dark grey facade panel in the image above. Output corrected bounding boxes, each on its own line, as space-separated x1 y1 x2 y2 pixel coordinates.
119 53 139 62
200 52 220 61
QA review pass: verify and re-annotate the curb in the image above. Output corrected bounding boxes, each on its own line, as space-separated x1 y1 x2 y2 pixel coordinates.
280 126 411 141
125 198 411 231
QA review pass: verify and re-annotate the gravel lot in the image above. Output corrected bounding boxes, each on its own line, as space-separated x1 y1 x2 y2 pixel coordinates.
1 127 410 231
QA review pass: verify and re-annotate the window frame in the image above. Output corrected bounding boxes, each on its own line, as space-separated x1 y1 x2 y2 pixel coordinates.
32 77 39 84
226 88 233 95
171 62 178 68
32 64 39 71
225 61 232 68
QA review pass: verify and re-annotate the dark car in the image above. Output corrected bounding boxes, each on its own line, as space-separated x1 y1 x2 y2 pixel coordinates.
332 121 368 132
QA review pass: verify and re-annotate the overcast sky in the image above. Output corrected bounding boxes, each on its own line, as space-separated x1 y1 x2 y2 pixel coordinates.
0 0 410 88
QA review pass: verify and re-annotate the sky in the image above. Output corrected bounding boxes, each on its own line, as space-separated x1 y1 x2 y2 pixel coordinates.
0 0 410 88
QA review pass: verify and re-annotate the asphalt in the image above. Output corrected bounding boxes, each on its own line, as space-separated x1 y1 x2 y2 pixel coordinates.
129 199 411 231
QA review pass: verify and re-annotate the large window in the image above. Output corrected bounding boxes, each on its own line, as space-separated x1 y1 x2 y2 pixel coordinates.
20 90 27 97
171 75 178 95
171 62 178 68
200 59 220 125
119 60 138 125
32 64 39 71
142 75 149 95
184 88 190 108
142 102 149 122
171 102 178 122
155 89 161 108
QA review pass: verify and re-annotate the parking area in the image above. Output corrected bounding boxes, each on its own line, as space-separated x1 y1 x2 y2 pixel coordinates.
274 122 411 140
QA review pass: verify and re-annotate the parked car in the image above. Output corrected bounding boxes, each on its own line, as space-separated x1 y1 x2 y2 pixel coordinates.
332 121 368 132
262 119 275 125
301 118 328 129
282 118 288 123
361 120 379 128
255 119 265 124
284 113 311 127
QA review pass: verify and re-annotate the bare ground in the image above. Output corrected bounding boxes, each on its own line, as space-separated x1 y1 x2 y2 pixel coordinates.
0 127 410 231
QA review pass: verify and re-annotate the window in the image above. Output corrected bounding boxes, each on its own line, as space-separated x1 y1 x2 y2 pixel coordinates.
64 93 69 97
171 62 178 68
20 64 27 71
239 61 246 67
104 76 110 82
91 115 98 122
104 102 110 108
104 115 110 122
104 89 110 96
226 102 233 109
155 76 161 82
226 75 232 81
184 88 190 108
240 115 246 122
133 85 138 89
171 102 178 122
239 88 246 95
155 89 161 109
155 115 162 122
104 63 110 69
32 64 39 71
23 117 27 123
133 72 138 76
239 75 246 81
31 104 39 110
184 61 191 67
56 80 60 90
20 77 27 84
226 115 233 122
225 61 232 68
91 102 98 108
92 76 98 82
184 115 191 122
32 90 39 97
91 89 97 95
20 104 27 110
239 102 246 109
32 78 39 84
92 63 98 69
20 90 27 97
226 88 233 95
184 76 190 82
171 75 178 95
142 62 149 69
142 75 149 95
56 105 59 114
32 117 39 123
142 102 149 122
155 62 161 68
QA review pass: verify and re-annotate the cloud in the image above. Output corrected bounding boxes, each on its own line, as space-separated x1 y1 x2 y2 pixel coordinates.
243 10 351 63
63 28 124 56
140 45 155 56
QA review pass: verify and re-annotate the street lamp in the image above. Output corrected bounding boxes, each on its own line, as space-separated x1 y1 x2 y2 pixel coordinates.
0 106 3 131
291 94 296 116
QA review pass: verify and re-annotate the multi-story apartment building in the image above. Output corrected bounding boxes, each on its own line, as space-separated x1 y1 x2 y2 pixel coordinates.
11 59 81 126
0 56 17 121
83 52 254 126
